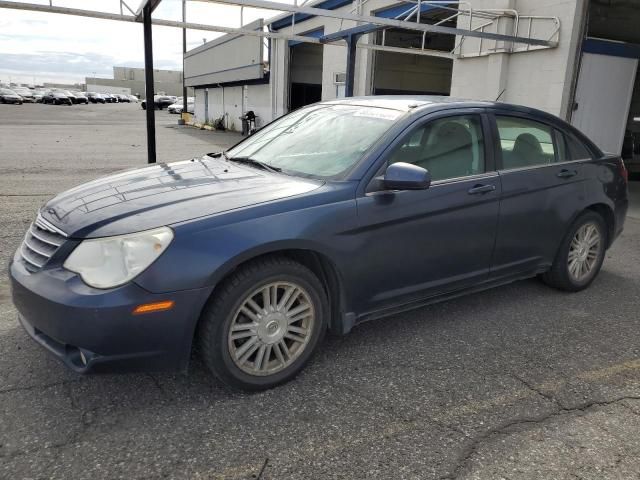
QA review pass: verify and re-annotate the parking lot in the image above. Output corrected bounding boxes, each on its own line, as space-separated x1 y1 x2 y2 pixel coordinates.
1 102 639 479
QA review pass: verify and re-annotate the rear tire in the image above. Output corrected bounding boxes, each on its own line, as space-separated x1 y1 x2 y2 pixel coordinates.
542 211 607 292
197 256 328 391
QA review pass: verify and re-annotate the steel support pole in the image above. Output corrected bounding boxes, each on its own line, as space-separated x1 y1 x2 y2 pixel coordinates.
143 4 157 164
181 0 188 123
344 34 359 97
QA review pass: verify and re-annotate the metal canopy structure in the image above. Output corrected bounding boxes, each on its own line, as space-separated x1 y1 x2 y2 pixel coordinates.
0 0 560 164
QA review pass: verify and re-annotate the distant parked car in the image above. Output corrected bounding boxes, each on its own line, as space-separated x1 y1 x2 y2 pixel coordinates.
12 87 36 103
86 92 106 104
128 95 139 103
109 94 120 103
168 97 195 114
141 95 174 110
43 91 72 105
0 88 23 104
71 91 89 104
32 89 46 103
115 94 130 103
56 90 79 104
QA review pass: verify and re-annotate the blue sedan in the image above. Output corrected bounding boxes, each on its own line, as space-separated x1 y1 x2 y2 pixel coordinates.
9 97 629 390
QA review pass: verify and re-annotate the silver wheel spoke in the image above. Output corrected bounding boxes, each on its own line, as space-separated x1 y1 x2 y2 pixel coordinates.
246 298 263 316
274 342 286 365
287 325 309 335
240 306 260 323
235 337 259 362
231 322 258 332
262 286 271 311
254 344 267 371
277 286 297 310
284 332 306 343
284 290 301 311
286 302 311 319
278 340 290 359
230 330 256 341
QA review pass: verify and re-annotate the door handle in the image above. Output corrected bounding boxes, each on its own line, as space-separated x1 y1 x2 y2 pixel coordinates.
557 169 578 178
467 184 496 195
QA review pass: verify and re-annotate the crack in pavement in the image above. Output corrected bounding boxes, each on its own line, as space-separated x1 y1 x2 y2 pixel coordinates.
0 379 81 395
440 395 640 480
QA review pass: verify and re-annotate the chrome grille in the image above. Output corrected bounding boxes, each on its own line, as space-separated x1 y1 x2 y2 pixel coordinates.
20 214 67 272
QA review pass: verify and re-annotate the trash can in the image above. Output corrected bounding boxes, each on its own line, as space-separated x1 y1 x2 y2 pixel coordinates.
240 110 257 136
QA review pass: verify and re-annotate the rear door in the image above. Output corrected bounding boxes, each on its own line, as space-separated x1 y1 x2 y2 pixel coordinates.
489 112 591 278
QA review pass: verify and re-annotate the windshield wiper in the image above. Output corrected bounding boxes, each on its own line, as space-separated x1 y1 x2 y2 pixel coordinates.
226 156 282 173
206 151 228 160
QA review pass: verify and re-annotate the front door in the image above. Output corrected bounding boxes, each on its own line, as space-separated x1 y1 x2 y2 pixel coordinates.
353 111 501 314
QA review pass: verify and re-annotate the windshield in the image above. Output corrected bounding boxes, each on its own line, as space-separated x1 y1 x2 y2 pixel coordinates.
0 89 17 95
227 104 402 178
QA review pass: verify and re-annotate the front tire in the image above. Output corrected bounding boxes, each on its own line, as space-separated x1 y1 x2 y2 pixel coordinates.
542 211 607 292
198 257 328 391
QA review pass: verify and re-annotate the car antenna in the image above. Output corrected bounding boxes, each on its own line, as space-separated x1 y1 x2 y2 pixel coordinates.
495 89 506 102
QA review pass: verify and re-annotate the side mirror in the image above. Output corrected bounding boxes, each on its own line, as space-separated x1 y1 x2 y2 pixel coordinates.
383 162 431 191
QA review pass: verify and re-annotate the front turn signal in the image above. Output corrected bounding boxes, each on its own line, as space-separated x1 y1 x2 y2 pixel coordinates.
133 300 175 315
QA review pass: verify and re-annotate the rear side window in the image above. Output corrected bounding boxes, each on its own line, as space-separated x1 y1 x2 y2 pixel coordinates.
496 116 556 169
555 130 592 161
565 134 592 160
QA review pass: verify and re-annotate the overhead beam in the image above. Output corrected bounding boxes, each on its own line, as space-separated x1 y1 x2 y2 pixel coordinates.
0 1 322 44
135 0 162 21
319 23 384 43
0 1 558 50
200 0 556 47
359 42 454 59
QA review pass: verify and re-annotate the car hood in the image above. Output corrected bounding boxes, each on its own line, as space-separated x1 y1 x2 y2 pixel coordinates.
40 156 323 238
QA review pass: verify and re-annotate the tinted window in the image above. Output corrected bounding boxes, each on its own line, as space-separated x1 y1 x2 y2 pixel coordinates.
496 116 555 169
555 130 593 162
389 115 485 181
565 134 592 160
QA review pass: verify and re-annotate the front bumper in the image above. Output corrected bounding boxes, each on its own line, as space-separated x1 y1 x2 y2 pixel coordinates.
9 252 213 374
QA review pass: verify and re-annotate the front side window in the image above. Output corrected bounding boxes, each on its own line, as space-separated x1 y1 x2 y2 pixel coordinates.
496 116 556 169
388 115 485 181
227 104 403 178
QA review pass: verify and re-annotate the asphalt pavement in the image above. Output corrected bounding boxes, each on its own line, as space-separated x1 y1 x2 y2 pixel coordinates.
0 103 639 479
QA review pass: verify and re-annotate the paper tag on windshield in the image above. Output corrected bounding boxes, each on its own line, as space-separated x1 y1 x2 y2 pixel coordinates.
353 108 402 121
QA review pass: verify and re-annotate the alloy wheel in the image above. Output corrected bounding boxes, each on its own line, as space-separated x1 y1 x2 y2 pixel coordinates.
567 222 602 282
228 281 315 376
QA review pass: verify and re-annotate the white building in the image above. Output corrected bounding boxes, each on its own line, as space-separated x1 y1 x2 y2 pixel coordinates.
185 0 640 158
86 66 187 97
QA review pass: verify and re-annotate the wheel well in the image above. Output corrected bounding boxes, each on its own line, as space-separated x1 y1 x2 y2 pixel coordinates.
585 203 615 247
198 249 346 338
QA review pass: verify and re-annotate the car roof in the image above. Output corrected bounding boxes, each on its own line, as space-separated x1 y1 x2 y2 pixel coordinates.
323 95 562 123
323 95 492 111
325 95 603 162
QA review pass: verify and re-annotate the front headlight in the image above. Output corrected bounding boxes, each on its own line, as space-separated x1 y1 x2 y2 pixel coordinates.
63 227 174 289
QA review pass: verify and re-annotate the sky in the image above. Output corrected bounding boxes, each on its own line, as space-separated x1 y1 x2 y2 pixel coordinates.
0 0 287 85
